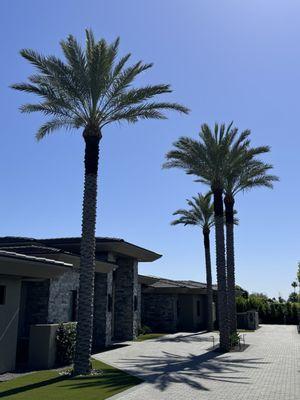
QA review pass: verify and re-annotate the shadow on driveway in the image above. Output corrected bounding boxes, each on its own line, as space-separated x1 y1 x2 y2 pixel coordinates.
118 349 270 391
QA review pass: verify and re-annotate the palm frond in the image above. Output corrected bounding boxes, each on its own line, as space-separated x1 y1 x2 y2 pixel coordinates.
171 193 214 230
12 30 188 139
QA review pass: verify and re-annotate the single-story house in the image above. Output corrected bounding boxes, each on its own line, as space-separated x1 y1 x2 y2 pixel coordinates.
139 275 217 332
0 236 160 374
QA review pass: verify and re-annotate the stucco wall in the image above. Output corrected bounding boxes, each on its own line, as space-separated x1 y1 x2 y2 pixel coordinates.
0 276 22 373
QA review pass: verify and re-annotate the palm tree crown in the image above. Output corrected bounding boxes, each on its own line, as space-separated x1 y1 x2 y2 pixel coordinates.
11 30 189 139
171 193 214 231
163 123 249 191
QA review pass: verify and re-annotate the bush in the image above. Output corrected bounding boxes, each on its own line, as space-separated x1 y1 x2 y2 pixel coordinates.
56 322 77 366
138 325 152 335
236 295 299 325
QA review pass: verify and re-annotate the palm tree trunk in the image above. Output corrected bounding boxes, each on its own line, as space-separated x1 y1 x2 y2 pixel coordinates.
224 194 237 335
74 129 101 376
213 188 230 351
203 227 213 332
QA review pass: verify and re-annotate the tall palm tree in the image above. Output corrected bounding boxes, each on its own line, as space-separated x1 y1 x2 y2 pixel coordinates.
171 193 215 331
291 281 298 294
224 154 278 335
164 123 249 351
12 30 189 375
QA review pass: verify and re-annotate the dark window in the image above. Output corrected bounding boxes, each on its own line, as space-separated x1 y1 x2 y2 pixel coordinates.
70 290 78 321
134 295 138 312
108 294 112 313
0 286 6 305
197 300 201 317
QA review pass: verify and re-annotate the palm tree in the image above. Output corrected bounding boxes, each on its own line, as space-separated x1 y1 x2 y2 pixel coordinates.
291 281 298 294
171 193 215 331
224 155 278 335
164 123 249 351
12 30 189 375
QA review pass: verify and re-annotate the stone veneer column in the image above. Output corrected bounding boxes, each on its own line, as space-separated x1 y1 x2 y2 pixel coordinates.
93 271 113 350
48 269 79 323
113 258 138 341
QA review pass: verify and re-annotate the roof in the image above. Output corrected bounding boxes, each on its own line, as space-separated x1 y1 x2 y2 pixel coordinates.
0 245 66 255
139 274 217 293
0 249 72 268
0 236 161 263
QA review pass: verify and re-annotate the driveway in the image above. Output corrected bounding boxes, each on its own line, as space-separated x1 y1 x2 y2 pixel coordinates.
94 325 300 400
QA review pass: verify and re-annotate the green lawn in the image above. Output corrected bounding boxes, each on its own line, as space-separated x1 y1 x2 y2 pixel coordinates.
135 333 166 342
0 359 141 400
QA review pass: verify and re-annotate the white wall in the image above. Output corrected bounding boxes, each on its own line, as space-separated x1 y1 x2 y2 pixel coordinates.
0 276 21 373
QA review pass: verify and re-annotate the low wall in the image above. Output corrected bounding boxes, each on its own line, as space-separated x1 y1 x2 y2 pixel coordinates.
28 324 60 369
237 310 259 330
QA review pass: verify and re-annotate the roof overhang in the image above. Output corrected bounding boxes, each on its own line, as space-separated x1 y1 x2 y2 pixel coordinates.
39 252 117 273
0 255 72 279
95 241 161 262
38 238 161 263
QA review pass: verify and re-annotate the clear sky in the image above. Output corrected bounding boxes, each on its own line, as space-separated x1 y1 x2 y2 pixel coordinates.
1 0 299 299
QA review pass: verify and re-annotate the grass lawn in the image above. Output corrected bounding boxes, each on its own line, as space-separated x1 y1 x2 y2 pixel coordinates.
135 333 166 342
0 359 141 400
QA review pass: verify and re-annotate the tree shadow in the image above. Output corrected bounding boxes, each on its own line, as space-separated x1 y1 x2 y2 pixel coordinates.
0 364 141 398
116 349 270 391
155 332 217 344
0 376 66 398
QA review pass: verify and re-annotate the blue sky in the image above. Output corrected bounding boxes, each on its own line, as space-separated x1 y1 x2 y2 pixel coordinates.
1 0 299 298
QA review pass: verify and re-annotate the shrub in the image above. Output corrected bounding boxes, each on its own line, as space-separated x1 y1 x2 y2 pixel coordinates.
56 322 77 366
236 295 299 325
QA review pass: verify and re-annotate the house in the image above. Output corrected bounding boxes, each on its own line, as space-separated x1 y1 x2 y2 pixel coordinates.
0 236 160 374
139 275 217 332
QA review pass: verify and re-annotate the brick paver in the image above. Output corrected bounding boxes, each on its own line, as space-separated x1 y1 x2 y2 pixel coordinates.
94 325 300 399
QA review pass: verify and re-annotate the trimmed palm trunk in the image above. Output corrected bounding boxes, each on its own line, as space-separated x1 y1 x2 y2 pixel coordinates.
224 194 237 335
74 128 101 375
213 188 230 351
203 227 213 332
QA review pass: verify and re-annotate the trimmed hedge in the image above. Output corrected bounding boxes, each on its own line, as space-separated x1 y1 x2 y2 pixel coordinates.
236 295 299 324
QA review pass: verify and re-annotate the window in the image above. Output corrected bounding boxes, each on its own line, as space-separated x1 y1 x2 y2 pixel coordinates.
134 295 138 312
70 290 78 321
197 300 201 317
0 285 6 305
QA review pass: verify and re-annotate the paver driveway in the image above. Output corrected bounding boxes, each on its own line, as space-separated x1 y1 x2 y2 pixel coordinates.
94 325 300 400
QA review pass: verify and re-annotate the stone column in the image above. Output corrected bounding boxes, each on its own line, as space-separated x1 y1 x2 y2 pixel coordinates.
93 271 113 350
113 258 138 341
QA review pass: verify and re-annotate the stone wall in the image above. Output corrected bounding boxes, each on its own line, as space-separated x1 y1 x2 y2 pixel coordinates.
93 271 113 350
47 269 79 323
21 280 50 337
141 292 178 333
113 258 138 340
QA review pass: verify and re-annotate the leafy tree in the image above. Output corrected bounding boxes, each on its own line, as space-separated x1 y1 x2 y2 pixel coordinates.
171 193 215 331
288 292 299 303
12 30 188 375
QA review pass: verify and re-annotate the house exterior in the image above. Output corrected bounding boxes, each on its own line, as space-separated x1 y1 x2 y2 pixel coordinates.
0 236 161 374
139 275 217 332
